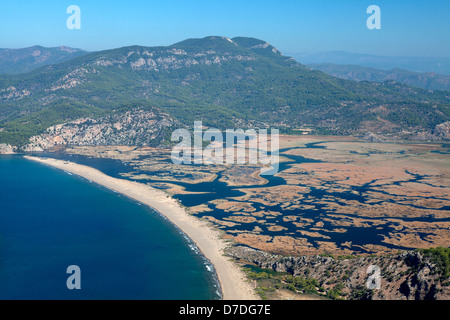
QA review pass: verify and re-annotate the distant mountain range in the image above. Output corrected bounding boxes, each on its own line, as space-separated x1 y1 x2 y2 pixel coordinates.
0 46 87 74
0 37 449 150
290 51 450 75
307 63 450 91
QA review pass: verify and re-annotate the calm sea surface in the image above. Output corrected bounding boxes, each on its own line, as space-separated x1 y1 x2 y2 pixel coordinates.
0 155 220 300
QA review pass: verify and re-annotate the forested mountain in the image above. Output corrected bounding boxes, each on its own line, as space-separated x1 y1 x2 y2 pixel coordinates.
308 63 450 91
290 51 450 75
0 36 449 149
0 46 87 75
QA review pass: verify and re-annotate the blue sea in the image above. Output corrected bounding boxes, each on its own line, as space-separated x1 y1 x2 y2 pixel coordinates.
0 155 220 300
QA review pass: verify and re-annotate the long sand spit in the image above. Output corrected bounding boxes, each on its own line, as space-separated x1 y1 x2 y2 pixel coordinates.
24 156 258 300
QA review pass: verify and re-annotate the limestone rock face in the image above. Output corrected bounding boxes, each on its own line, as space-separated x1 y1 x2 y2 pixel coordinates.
22 108 177 152
413 121 450 141
0 143 16 154
226 246 450 300
362 132 384 143
434 121 450 140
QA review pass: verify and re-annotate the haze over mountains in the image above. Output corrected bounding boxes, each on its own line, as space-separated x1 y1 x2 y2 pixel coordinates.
290 51 450 75
0 46 87 74
307 63 450 91
0 36 449 151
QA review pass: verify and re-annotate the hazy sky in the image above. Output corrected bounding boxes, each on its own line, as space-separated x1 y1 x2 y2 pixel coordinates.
1 0 449 57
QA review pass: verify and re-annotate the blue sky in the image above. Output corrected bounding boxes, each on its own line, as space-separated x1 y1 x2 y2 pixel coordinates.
0 0 449 57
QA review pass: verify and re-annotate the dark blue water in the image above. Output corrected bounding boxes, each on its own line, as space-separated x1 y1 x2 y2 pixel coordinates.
31 148 449 255
0 155 220 300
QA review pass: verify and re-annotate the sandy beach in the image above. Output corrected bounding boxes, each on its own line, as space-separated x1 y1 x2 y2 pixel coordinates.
24 155 258 300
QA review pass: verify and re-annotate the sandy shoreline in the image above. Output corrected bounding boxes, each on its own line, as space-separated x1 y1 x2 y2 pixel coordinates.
24 155 258 300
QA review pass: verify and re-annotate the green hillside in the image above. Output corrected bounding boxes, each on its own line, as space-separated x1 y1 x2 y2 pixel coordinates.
0 36 449 147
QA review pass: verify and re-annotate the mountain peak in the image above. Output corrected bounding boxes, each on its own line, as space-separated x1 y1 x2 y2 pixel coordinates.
204 36 236 44
57 46 85 53
171 36 240 51
232 37 282 56
0 36 449 148
170 36 283 57
231 37 266 47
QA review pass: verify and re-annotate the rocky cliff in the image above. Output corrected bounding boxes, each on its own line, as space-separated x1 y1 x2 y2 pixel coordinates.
23 108 177 152
0 143 16 154
226 246 450 300
413 121 450 141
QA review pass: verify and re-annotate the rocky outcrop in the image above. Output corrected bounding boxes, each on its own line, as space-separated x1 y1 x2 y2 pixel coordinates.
398 251 441 300
226 246 450 300
0 143 16 154
433 121 450 140
361 132 385 143
90 47 256 73
413 121 450 141
23 108 177 152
